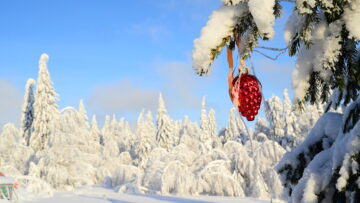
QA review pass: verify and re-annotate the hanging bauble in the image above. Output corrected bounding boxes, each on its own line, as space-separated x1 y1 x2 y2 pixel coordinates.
232 73 262 121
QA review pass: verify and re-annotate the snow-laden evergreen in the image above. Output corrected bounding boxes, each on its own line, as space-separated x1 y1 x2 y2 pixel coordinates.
20 78 36 146
156 93 173 151
200 97 210 143
277 100 360 202
78 99 90 130
282 89 297 150
135 111 155 166
90 115 101 147
260 89 324 151
30 54 59 153
223 107 248 144
265 96 285 141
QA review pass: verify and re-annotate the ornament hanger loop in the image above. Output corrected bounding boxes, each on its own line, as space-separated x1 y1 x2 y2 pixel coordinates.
235 38 248 76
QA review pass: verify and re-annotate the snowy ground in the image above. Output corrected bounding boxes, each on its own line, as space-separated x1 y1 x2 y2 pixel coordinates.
10 187 285 203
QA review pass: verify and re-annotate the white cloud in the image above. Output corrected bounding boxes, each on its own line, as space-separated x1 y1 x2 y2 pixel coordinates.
89 80 159 114
157 61 204 109
88 61 211 115
251 58 295 96
0 80 22 130
129 22 171 41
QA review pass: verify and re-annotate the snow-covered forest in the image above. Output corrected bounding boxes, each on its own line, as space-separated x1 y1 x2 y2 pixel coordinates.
0 54 323 200
1 0 360 202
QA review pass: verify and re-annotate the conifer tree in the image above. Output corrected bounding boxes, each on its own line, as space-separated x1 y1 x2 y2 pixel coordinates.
265 96 285 143
0 123 19 161
254 117 270 139
101 115 111 146
208 108 217 139
78 99 89 129
102 115 119 156
282 89 298 150
118 117 134 152
136 111 154 164
223 107 240 144
20 78 36 146
30 54 59 153
156 93 173 150
90 115 101 145
145 111 156 144
200 96 210 142
110 114 119 137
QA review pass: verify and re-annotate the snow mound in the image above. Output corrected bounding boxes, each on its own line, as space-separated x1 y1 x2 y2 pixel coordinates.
161 161 194 195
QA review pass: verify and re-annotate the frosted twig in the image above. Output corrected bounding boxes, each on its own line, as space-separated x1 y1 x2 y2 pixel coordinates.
253 49 287 60
255 46 287 51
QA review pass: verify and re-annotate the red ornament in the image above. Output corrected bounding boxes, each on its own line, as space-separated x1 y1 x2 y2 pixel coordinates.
232 73 262 121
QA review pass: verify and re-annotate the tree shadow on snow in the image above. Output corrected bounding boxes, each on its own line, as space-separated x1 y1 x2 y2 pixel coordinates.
78 194 133 203
132 193 215 203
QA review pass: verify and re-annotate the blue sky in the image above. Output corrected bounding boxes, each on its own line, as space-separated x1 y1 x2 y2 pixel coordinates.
0 0 295 129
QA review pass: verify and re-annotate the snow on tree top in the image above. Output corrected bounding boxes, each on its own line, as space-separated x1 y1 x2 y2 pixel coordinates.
40 53 49 61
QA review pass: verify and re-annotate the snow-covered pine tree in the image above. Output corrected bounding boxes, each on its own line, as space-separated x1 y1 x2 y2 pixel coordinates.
265 96 285 144
223 107 240 144
0 122 34 176
192 0 359 201
208 108 217 139
200 96 210 141
110 114 119 137
208 108 221 148
90 115 101 146
199 97 213 150
0 123 19 164
282 89 298 150
145 111 156 145
78 99 90 129
136 110 154 165
118 117 134 152
156 93 173 151
223 107 247 144
101 115 111 146
234 109 250 144
30 54 59 153
254 117 271 140
279 1 360 202
102 115 120 157
20 78 36 146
